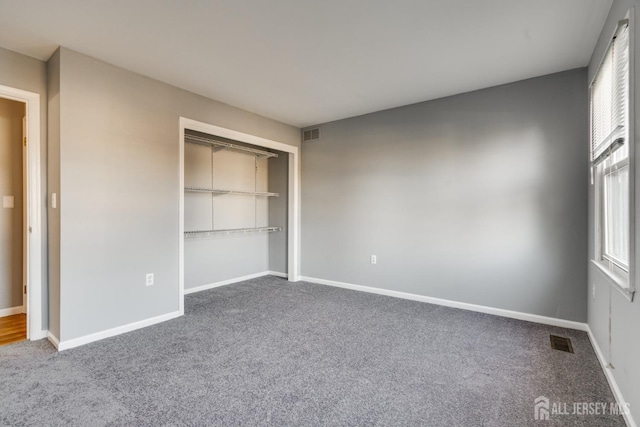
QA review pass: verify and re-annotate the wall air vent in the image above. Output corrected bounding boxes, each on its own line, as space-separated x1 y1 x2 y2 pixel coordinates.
303 128 320 142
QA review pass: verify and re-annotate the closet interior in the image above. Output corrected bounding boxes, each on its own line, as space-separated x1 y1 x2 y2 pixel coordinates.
183 130 288 290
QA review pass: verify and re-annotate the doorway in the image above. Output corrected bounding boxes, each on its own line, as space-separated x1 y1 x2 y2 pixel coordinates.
0 97 25 345
0 85 42 343
178 117 301 315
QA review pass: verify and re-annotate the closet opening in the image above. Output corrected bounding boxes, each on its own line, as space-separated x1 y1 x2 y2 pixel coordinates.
178 118 300 314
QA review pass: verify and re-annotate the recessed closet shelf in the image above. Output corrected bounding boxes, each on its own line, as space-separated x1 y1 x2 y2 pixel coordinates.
184 187 279 197
185 134 278 159
185 226 282 237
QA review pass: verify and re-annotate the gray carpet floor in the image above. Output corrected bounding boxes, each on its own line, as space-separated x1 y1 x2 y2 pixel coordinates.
0 276 625 426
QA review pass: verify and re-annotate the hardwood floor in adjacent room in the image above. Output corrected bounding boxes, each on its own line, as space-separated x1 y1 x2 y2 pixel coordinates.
0 314 26 346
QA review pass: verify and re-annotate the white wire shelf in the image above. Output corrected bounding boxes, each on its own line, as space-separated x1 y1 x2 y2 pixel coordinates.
184 226 282 237
184 187 279 197
185 134 278 159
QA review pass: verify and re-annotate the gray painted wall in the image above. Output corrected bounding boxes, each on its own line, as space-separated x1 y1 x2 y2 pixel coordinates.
0 47 48 331
268 150 289 274
301 68 588 322
52 47 298 341
0 97 24 310
588 1 640 423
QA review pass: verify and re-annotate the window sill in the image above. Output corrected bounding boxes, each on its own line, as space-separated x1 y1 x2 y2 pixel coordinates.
591 259 635 302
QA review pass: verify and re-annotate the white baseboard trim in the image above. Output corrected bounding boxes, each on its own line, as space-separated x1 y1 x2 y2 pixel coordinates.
55 310 182 352
184 271 280 295
0 305 25 317
300 276 588 331
47 331 60 349
268 271 288 279
587 326 636 427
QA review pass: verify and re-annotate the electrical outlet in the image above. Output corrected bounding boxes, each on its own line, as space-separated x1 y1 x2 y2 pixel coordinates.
146 273 154 286
370 255 377 264
592 283 596 299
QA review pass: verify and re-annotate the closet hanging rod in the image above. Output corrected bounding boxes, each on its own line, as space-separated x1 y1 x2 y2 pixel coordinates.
184 187 279 197
185 134 278 159
184 226 282 237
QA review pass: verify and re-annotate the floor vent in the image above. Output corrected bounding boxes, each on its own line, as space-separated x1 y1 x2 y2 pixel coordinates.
303 128 320 142
550 335 574 353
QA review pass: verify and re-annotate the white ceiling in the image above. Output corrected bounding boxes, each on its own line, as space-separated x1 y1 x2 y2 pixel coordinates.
0 0 612 127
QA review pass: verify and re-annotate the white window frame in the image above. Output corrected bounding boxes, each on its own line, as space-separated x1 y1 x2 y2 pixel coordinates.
597 158 630 276
591 10 636 301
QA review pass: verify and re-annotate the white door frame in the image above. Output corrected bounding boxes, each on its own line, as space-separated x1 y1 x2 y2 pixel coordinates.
178 117 300 314
0 85 43 340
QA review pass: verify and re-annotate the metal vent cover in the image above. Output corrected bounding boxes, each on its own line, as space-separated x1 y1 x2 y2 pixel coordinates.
550 335 574 353
303 128 320 142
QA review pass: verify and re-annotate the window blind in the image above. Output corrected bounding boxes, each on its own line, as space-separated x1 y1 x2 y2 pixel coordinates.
590 20 629 165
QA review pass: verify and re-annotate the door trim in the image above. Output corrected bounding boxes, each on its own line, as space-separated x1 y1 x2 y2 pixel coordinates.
0 85 43 340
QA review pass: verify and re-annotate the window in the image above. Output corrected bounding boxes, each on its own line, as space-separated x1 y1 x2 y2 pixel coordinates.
591 18 632 291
